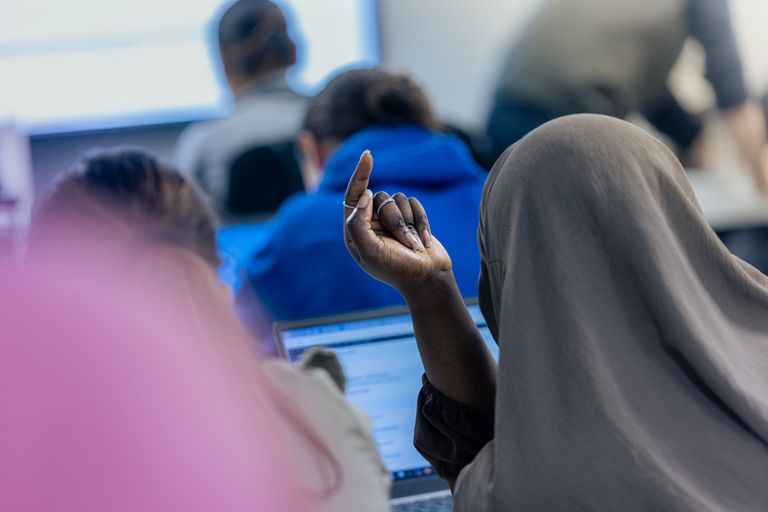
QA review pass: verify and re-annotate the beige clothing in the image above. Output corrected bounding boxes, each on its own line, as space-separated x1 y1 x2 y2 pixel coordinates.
263 361 392 512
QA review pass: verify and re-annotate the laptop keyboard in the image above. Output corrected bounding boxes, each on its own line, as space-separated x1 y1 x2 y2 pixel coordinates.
392 493 453 511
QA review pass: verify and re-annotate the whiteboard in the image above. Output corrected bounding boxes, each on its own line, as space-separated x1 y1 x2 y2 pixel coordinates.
0 0 379 134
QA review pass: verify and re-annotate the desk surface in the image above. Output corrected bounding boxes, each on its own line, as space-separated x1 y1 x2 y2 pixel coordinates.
688 170 768 231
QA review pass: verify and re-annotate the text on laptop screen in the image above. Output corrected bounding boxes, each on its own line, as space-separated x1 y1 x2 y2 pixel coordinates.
280 304 499 481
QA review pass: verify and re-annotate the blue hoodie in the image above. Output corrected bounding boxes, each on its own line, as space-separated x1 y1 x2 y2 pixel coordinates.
246 125 486 321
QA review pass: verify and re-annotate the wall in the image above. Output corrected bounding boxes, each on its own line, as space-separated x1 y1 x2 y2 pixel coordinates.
731 0 768 92
377 0 540 129
29 122 185 196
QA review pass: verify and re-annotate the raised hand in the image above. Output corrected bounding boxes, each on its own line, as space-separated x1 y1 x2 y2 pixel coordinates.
343 151 453 296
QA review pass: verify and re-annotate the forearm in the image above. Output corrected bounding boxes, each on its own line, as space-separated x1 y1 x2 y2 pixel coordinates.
402 272 497 413
722 100 768 179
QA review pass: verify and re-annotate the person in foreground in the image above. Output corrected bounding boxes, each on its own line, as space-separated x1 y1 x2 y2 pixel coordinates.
246 68 486 321
9 149 390 511
344 114 768 510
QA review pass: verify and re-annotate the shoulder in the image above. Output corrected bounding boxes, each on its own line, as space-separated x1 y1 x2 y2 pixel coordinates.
230 91 307 140
174 121 218 173
176 96 304 173
261 360 374 439
247 194 341 286
269 193 341 245
262 360 337 396
262 360 392 511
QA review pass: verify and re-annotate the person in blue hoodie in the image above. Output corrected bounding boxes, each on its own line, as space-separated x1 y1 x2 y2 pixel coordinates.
245 68 486 321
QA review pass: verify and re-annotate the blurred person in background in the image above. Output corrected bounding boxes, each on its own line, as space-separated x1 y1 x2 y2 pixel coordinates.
19 148 391 511
175 0 306 220
244 68 487 322
485 0 768 192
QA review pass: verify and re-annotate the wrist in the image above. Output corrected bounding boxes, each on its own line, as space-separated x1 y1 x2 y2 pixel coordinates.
400 270 460 306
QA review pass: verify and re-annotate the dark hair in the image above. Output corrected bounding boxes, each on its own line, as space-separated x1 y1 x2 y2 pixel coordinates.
217 0 296 80
33 148 219 267
302 68 440 144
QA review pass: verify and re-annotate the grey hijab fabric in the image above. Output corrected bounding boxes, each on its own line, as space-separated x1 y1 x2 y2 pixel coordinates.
461 114 768 510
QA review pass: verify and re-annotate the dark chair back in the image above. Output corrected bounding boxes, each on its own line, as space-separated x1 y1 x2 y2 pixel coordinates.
226 140 304 216
442 123 494 171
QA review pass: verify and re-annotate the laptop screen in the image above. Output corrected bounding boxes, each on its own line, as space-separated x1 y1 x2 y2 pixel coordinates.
278 303 499 482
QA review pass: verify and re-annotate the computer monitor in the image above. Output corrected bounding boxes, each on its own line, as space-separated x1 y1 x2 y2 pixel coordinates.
275 301 498 489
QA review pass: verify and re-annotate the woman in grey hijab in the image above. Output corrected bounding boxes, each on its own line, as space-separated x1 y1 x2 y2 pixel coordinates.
343 114 768 510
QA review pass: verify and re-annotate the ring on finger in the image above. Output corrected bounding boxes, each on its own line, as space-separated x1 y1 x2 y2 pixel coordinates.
375 197 396 217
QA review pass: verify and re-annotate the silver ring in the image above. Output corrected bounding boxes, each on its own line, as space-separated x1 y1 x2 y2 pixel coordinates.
375 197 396 217
343 200 357 209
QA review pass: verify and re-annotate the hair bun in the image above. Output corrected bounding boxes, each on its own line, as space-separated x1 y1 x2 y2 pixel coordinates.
302 68 439 142
364 77 424 125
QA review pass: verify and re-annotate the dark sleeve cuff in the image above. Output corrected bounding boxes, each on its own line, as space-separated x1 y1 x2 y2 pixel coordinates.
414 375 495 481
644 92 703 152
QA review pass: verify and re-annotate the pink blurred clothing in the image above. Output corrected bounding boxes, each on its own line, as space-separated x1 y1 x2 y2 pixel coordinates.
0 241 389 511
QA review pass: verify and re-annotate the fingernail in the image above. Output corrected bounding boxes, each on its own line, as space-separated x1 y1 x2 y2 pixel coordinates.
357 189 372 208
359 149 371 161
422 229 433 248
407 232 425 252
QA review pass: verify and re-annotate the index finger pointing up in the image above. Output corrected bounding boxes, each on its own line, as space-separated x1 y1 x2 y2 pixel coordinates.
344 150 373 217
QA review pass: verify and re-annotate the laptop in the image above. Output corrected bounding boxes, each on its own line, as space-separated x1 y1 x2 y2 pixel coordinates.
275 300 499 511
